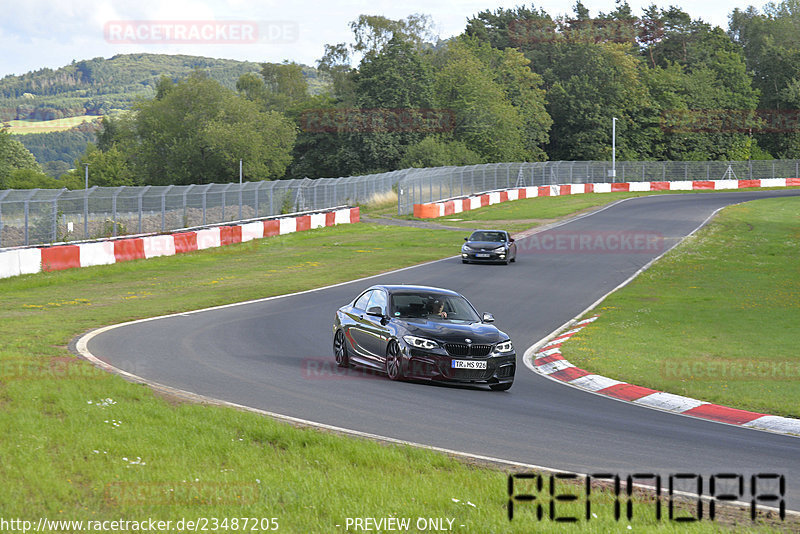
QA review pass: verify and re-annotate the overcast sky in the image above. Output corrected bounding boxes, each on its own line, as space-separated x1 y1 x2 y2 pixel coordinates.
1 0 766 78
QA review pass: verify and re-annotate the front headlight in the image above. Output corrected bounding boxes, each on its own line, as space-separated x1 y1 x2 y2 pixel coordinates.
403 335 439 350
462 244 472 251
493 246 506 253
495 340 514 353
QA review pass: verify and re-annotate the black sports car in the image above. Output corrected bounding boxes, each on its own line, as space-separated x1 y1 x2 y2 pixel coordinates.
333 285 515 390
461 229 517 264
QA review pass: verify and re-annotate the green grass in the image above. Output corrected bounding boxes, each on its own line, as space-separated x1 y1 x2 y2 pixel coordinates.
5 115 102 134
561 196 800 419
1 219 776 532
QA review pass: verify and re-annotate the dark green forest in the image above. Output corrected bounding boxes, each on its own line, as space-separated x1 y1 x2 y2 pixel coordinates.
2 1 800 189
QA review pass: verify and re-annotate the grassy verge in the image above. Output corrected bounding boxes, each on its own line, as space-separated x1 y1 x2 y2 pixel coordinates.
6 115 103 134
562 196 800 419
1 200 791 532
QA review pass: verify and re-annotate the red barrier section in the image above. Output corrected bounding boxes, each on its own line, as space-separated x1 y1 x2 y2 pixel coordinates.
549 366 591 382
597 383 657 401
611 183 630 192
584 184 594 193
443 201 455 216
461 199 471 211
692 180 715 190
517 188 527 199
173 232 198 254
499 191 509 202
296 215 311 232
559 185 571 196
114 239 145 262
480 195 490 207
537 186 551 197
264 219 280 236
650 181 670 190
41 245 80 272
219 226 242 246
350 207 360 223
683 404 765 425
788 178 800 186
739 179 761 188
325 211 336 226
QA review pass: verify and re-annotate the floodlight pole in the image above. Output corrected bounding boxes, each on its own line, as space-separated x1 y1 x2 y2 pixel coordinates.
612 117 617 181
239 159 243 220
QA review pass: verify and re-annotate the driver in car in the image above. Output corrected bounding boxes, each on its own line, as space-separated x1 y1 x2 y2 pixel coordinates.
429 300 447 318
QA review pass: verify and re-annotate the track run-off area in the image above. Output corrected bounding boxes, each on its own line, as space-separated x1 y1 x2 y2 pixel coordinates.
81 190 800 510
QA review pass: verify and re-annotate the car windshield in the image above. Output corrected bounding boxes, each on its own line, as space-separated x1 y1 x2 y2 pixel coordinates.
469 231 505 242
390 292 481 323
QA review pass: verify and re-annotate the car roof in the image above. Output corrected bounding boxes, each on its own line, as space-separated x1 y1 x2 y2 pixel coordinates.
468 229 508 236
367 284 461 296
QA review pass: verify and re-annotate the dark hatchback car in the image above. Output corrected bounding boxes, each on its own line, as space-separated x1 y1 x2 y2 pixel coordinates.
461 229 517 264
333 285 516 390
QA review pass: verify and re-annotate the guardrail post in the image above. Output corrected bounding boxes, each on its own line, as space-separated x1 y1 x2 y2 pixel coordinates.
24 198 29 246
84 188 89 239
162 185 173 231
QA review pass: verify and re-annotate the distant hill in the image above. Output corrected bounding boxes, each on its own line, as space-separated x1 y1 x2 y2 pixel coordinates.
0 53 327 122
1 53 328 177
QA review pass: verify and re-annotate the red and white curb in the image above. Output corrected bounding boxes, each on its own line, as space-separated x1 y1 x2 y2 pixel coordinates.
0 207 359 280
413 177 800 218
528 316 800 436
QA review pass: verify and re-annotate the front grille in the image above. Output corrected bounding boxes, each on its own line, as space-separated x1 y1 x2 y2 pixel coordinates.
450 368 491 380
496 365 515 378
444 343 493 357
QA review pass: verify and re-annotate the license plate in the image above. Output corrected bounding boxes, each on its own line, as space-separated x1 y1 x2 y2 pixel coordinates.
476 253 490 258
452 360 487 369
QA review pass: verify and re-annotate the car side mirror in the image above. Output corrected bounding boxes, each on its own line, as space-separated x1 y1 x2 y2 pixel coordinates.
509 238 515 243
482 312 495 323
464 237 468 241
367 306 384 317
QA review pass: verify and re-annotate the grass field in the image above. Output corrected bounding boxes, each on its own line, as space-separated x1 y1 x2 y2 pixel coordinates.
5 115 102 134
0 210 776 531
561 196 800 419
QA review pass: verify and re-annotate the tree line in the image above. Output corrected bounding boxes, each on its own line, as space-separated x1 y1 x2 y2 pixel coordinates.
2 1 800 189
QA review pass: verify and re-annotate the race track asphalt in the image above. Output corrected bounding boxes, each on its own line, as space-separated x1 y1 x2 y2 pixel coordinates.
85 190 800 510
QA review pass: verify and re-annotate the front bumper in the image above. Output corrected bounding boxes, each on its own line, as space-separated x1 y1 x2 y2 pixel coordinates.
402 346 516 385
462 249 508 262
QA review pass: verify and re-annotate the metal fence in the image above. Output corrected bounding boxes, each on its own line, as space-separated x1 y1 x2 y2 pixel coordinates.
396 160 800 214
0 170 407 248
3 159 799 247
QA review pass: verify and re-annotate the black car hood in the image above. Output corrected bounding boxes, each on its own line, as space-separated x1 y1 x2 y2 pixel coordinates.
466 240 506 249
401 320 505 344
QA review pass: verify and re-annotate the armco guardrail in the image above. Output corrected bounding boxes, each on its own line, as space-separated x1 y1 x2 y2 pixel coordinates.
397 160 800 214
0 207 359 280
412 178 800 218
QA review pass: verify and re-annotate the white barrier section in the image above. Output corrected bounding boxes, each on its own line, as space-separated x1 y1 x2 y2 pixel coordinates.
548 185 560 196
629 182 651 192
279 217 296 235
18 248 41 274
195 228 221 250
240 221 264 242
80 242 117 266
569 184 584 194
507 189 519 201
0 250 22 278
593 183 612 193
309 213 326 229
143 235 176 259
715 179 738 190
488 192 501 205
524 187 538 198
334 209 351 225
469 197 482 210
670 181 693 190
452 201 463 214
761 178 786 188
